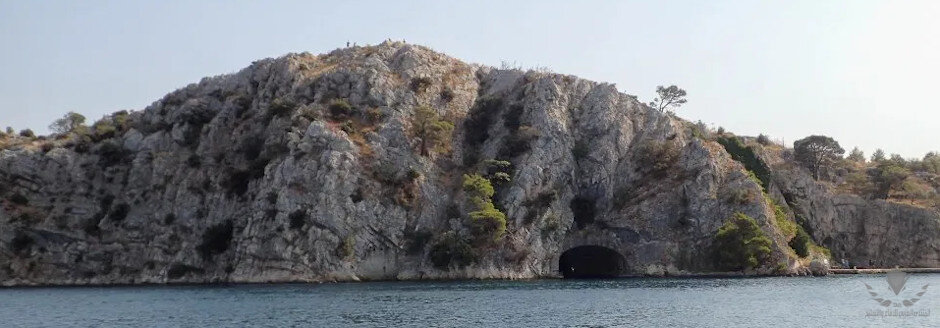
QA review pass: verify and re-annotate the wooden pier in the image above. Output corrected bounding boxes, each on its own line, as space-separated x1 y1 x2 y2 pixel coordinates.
829 268 940 274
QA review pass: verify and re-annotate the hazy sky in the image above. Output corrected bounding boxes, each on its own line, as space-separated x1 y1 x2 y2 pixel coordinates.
1 1 937 158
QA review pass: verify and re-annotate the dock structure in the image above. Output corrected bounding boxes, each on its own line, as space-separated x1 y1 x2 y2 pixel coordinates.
829 268 940 274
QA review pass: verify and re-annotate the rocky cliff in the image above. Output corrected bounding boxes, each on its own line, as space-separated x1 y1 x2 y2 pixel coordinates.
1 42 937 285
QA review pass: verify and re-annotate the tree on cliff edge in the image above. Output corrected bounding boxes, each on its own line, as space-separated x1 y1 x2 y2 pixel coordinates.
49 111 87 135
410 105 454 156
794 135 844 180
649 85 687 112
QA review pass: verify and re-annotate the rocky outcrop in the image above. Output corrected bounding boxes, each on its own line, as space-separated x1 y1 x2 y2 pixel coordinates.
0 42 936 286
762 151 940 268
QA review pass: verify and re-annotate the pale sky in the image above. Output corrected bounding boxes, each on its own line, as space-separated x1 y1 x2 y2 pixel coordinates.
1 1 937 158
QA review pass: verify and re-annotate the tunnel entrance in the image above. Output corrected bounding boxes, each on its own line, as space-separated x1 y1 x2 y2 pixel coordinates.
559 246 626 279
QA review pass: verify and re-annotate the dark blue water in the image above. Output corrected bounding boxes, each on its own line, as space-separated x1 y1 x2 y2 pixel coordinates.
1 275 937 327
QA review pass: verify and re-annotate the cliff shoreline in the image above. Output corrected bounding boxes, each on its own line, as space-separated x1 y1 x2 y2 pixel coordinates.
2 42 937 286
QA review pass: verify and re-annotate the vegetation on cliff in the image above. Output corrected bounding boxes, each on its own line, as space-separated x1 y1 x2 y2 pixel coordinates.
714 213 773 271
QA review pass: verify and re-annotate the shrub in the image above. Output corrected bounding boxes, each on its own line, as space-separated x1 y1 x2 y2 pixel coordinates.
726 187 756 205
716 136 772 189
410 76 433 93
267 98 296 117
298 105 320 122
328 99 353 119
789 227 811 257
288 210 306 230
223 170 253 197
483 159 512 183
872 163 910 199
756 134 771 146
107 203 130 222
112 110 130 131
14 207 43 223
10 231 33 256
10 193 29 205
96 140 129 167
502 104 524 130
340 121 355 134
365 107 384 124
499 125 539 158
404 229 433 255
239 136 264 160
197 221 234 260
178 101 216 127
844 171 873 195
186 154 202 168
92 119 117 140
40 142 54 153
406 167 421 181
428 231 475 270
82 217 101 236
713 212 772 271
572 140 590 160
636 140 679 178
338 235 355 260
570 197 595 228
163 213 176 225
440 88 455 102
462 97 503 165
541 213 561 238
767 196 797 239
19 129 35 138
690 121 709 140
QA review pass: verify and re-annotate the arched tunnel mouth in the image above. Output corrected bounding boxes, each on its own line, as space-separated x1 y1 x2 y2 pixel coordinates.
559 246 626 279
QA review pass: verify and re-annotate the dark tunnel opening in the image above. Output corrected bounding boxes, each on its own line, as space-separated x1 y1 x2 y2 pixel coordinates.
559 246 626 279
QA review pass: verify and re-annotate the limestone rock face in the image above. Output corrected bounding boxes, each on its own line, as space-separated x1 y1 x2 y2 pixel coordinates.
0 42 937 285
763 152 940 268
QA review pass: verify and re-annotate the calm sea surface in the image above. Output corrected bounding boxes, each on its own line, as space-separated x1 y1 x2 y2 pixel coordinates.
1 274 938 327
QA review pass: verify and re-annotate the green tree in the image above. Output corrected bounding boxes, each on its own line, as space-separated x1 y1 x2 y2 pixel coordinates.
428 231 475 269
648 85 688 112
462 173 494 204
468 201 507 242
714 212 773 271
462 174 506 243
888 154 907 167
900 178 932 204
871 149 886 162
846 147 865 163
922 152 940 174
845 171 874 196
873 163 910 199
92 119 117 140
793 135 844 180
410 106 454 156
49 111 87 135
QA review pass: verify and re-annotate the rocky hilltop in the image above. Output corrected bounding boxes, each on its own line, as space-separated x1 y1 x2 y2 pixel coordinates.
1 42 938 285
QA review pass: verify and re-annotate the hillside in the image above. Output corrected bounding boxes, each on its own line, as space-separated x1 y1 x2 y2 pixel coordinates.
1 41 937 285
